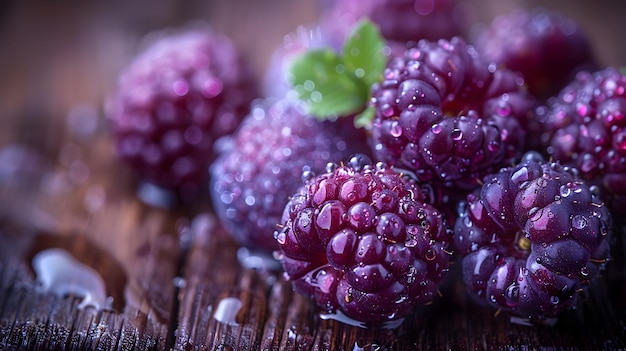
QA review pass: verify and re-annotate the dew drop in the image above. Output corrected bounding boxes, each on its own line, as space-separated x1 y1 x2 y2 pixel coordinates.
487 140 501 152
381 104 394 117
172 276 187 288
425 249 436 261
504 284 520 307
405 235 418 248
549 295 560 305
275 231 286 245
571 214 587 229
580 266 590 277
559 184 571 197
431 123 442 134
451 128 463 140
302 170 316 184
213 297 243 325
390 121 403 137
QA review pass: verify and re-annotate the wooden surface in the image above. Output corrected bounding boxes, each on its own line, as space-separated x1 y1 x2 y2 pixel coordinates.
1 1 626 350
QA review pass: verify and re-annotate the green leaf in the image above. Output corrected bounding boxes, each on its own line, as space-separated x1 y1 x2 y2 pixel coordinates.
287 20 386 123
342 19 386 88
354 106 376 129
289 49 365 118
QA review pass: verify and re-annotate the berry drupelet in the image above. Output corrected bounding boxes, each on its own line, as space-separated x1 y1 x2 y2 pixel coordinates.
534 67 626 217
106 26 257 201
369 36 536 192
453 152 612 320
210 98 371 253
275 154 452 323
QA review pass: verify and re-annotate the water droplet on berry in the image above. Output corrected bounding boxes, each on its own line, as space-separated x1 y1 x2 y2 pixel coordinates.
348 154 372 172
275 230 287 245
559 184 571 197
487 140 501 152
431 123 442 134
32 248 109 310
302 170 316 184
511 166 529 184
425 249 436 261
571 214 588 229
549 295 560 305
390 121 402 137
405 235 418 248
580 266 590 277
451 128 463 140
504 284 520 307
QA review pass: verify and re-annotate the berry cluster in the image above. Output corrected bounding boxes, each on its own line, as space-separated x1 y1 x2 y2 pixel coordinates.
106 26 257 201
275 155 451 323
534 67 626 216
369 36 536 192
453 153 611 318
106 1 619 325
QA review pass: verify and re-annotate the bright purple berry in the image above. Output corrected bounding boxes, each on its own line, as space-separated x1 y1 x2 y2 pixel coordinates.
453 153 612 320
210 98 371 253
534 67 626 216
106 26 257 201
275 155 451 323
319 0 465 48
473 8 596 100
369 36 536 192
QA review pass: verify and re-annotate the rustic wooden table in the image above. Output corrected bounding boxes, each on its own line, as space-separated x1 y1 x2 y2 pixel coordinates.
1 1 626 350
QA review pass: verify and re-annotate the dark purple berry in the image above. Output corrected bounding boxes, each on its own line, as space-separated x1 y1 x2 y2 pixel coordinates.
319 0 465 48
275 155 451 323
453 154 612 319
534 67 626 216
369 36 536 192
473 8 596 100
210 98 371 253
106 25 257 200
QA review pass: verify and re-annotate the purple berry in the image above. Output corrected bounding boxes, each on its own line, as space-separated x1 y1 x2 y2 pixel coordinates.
319 0 465 48
369 36 536 192
473 8 596 100
106 25 257 200
210 98 371 253
453 154 612 319
275 155 451 323
534 67 626 216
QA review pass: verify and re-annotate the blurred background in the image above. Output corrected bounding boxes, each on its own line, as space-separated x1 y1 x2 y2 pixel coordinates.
0 0 625 160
